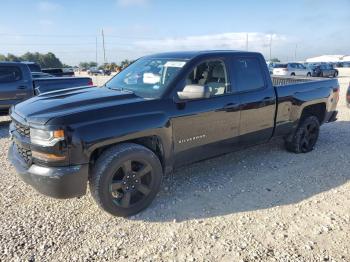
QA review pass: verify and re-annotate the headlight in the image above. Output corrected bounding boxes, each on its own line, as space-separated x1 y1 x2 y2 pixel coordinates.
30 128 65 146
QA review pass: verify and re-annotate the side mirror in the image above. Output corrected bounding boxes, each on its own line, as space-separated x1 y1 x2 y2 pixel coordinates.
177 84 210 100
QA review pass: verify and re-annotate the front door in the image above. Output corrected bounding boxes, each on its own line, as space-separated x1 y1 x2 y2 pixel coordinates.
171 58 241 167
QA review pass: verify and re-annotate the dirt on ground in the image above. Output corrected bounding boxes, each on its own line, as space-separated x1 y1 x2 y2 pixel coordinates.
0 77 349 261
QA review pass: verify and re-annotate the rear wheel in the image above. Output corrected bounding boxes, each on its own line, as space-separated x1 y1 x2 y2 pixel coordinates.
333 71 338 77
285 116 320 153
291 73 296 76
89 143 163 216
307 72 311 77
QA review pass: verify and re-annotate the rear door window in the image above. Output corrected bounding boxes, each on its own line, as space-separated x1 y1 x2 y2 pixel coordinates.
231 57 265 92
0 66 22 83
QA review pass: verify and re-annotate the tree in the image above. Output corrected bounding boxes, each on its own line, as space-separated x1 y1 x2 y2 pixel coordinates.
0 52 64 68
0 54 7 61
270 58 280 63
79 62 89 69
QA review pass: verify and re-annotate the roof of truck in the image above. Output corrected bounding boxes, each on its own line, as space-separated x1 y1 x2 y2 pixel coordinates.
145 50 259 60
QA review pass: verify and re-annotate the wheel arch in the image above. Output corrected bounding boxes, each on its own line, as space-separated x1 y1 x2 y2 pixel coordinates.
300 103 326 124
88 135 168 175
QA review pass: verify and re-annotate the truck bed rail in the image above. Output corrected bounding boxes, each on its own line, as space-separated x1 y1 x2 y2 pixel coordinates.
272 76 315 86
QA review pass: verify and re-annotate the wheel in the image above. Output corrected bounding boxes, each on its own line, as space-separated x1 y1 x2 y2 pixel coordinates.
333 71 338 77
89 143 163 217
285 116 320 153
291 73 296 76
307 72 311 77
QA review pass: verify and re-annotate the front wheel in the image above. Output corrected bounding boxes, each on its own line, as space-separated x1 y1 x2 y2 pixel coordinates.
307 72 311 77
89 143 163 216
285 116 320 153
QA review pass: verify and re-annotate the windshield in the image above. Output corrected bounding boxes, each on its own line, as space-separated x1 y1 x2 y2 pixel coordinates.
105 58 187 99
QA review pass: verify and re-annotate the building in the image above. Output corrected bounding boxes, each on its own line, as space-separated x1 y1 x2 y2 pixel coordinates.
306 55 350 63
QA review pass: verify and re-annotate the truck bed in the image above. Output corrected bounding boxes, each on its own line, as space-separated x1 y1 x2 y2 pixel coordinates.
272 76 325 86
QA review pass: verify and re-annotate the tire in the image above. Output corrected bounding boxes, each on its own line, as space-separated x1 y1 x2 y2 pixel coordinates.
307 72 311 77
285 116 320 153
291 73 296 76
89 143 163 217
333 71 338 77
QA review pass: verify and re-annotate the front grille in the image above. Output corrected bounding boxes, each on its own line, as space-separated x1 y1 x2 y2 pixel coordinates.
14 121 30 138
15 143 32 165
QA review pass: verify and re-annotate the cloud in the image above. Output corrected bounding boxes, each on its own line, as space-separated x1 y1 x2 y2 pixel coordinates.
116 0 149 7
134 32 290 54
37 1 62 12
39 19 54 27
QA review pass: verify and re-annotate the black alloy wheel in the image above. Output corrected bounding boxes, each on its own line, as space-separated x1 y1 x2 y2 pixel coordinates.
285 115 320 153
298 120 319 152
90 143 163 217
109 159 153 208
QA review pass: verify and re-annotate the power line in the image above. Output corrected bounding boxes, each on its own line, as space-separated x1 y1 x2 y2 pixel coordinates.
0 33 158 40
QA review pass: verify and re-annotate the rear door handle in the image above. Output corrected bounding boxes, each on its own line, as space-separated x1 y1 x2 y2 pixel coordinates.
262 96 273 101
222 103 240 111
17 86 27 89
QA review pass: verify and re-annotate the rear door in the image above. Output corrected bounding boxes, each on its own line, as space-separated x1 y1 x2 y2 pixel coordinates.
230 55 276 146
0 65 32 112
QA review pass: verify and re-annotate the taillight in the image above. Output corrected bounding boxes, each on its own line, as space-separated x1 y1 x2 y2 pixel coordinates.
87 79 93 86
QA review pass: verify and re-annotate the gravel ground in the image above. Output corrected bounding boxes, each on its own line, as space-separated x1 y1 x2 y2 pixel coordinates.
0 77 349 261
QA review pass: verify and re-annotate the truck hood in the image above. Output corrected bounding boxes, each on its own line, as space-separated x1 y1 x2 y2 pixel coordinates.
13 86 144 125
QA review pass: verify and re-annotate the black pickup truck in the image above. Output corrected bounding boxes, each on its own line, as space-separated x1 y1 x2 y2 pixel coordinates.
8 51 339 216
0 62 93 115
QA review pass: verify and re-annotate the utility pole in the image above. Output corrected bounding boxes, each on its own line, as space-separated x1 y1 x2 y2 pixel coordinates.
95 36 98 66
269 34 272 61
294 44 298 61
102 29 106 65
246 33 249 51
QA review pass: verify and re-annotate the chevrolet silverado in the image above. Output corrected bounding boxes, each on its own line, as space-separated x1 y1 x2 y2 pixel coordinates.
8 51 339 216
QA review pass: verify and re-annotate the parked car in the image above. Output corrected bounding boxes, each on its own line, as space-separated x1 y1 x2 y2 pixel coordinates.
273 62 312 77
31 72 54 79
335 62 350 68
8 51 339 217
21 62 42 73
0 62 93 115
310 64 338 77
42 68 75 77
87 68 103 76
347 82 350 108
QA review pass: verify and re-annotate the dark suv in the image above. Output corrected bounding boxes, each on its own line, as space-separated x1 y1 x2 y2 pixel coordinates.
310 64 338 77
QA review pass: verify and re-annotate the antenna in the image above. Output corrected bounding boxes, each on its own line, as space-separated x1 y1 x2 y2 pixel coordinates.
102 29 106 64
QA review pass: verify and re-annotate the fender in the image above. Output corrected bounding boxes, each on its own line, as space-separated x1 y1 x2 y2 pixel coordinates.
68 111 174 167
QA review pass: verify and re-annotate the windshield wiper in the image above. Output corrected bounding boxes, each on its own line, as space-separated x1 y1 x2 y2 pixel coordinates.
106 86 134 94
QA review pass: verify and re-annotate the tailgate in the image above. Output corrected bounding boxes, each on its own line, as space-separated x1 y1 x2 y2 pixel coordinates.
33 77 93 94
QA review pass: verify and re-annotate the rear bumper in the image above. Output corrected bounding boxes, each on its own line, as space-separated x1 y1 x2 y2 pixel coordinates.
8 143 88 199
